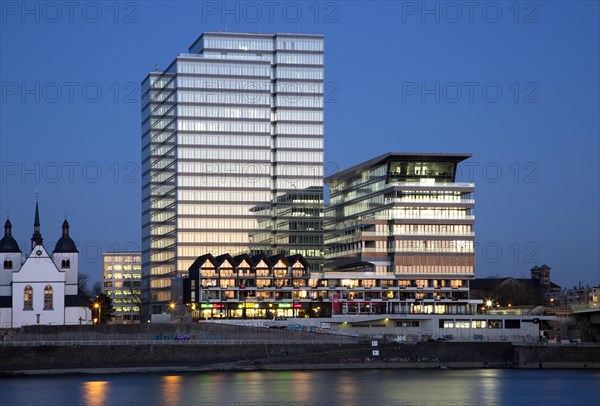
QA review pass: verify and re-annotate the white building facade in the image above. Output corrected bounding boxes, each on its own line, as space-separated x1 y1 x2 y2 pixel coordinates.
0 202 90 328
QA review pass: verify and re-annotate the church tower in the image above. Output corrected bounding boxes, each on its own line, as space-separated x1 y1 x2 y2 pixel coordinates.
53 218 79 306
30 200 43 251
1 218 22 325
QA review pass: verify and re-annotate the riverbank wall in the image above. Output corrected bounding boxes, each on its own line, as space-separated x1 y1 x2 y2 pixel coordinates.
2 341 599 374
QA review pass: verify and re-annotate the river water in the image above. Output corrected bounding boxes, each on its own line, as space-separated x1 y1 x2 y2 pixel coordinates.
1 369 598 406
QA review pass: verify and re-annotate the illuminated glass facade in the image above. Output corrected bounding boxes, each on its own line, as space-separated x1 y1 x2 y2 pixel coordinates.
102 253 142 323
142 32 324 317
323 153 480 315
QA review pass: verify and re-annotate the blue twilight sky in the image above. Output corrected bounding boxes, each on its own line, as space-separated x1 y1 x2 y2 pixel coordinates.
0 1 598 288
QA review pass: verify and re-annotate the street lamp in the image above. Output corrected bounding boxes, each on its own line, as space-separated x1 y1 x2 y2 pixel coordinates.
94 302 101 325
169 302 176 322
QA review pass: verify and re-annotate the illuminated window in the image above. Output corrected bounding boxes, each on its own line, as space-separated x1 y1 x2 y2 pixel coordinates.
24 286 33 310
44 285 53 310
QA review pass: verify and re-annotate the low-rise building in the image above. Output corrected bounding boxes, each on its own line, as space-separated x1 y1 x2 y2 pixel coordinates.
184 253 321 319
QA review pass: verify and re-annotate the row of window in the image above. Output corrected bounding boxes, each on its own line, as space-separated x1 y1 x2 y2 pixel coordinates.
178 78 323 98
177 175 271 188
439 320 517 329
394 240 474 251
392 224 473 236
179 231 257 244
275 53 323 65
23 285 53 310
178 148 270 161
202 37 324 52
276 151 323 163
203 52 272 62
177 77 270 91
178 134 271 148
275 95 323 108
276 39 323 52
177 90 270 105
177 161 271 176
203 37 275 51
388 208 473 219
276 67 323 80
178 203 263 216
178 120 271 133
4 259 69 269
177 190 272 202
395 265 474 275
177 218 260 230
178 105 270 120
276 123 323 136
275 110 323 122
178 61 270 77
177 245 251 258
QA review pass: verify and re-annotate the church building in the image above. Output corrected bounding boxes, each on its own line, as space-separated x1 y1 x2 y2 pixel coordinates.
0 201 90 327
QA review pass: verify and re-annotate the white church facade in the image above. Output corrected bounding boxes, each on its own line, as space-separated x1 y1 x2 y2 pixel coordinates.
0 202 90 327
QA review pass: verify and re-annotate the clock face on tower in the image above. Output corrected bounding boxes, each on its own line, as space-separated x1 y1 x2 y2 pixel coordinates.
36 250 42 256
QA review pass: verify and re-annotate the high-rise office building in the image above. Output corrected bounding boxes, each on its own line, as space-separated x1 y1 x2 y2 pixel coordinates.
323 153 479 315
142 32 324 318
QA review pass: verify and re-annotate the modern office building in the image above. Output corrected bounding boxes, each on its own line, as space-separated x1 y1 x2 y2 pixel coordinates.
102 252 142 323
321 153 480 315
142 32 324 318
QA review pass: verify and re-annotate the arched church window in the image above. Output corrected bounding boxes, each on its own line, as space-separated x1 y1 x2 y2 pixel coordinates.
44 285 53 310
24 286 33 310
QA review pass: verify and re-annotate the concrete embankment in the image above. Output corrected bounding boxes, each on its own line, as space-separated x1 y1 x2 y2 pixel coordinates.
1 324 599 374
3 341 599 375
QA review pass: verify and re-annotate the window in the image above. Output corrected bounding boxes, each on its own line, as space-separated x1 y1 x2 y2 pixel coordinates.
24 286 33 310
44 285 53 310
504 319 521 329
3 260 12 269
488 320 502 329
61 259 70 269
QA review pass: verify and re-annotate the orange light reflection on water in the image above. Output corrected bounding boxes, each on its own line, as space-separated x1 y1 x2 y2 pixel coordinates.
82 381 109 406
162 375 183 405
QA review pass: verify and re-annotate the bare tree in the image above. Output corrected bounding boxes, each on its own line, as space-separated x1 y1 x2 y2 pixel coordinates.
92 281 103 297
78 273 92 304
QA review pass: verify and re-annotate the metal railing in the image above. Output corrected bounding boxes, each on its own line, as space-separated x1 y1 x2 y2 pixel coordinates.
1 338 360 347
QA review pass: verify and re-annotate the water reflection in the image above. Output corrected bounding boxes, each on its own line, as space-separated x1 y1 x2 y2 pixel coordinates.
1 369 597 406
290 371 313 403
82 381 109 406
162 375 182 405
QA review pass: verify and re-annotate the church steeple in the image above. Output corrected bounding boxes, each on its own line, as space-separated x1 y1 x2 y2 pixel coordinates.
0 216 21 253
53 216 78 253
31 198 43 250
4 218 12 236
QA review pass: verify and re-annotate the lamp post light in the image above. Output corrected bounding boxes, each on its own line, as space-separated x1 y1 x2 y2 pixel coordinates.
94 302 101 325
169 302 176 322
